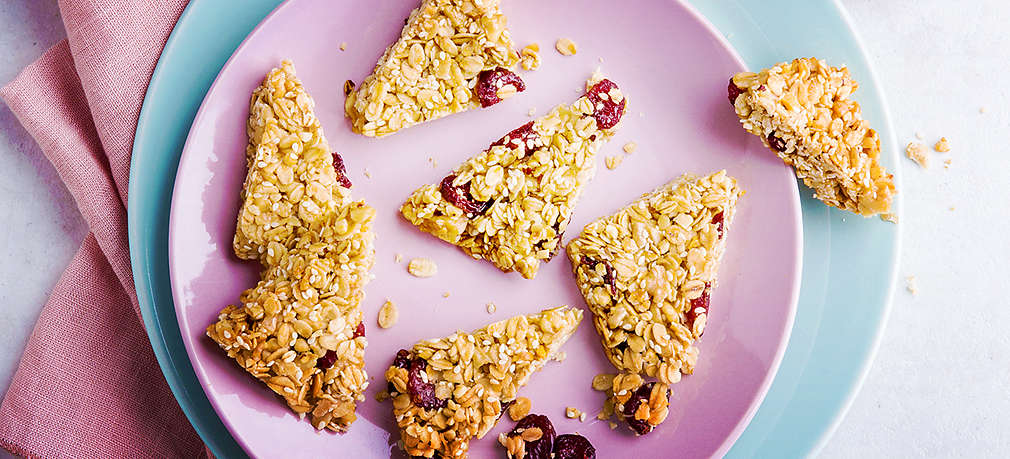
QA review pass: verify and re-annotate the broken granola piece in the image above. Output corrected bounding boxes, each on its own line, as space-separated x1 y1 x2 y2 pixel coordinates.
401 74 626 279
730 58 895 216
609 373 671 436
906 142 928 168
566 171 742 382
207 61 375 432
934 137 951 153
385 306 582 458
345 0 522 137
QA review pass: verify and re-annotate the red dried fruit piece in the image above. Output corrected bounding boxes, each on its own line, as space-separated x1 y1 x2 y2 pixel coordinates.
439 174 493 216
316 350 338 369
475 67 526 108
332 152 353 188
728 78 744 105
553 434 596 459
766 133 787 152
686 283 712 332
407 356 447 411
585 79 626 130
581 257 617 294
491 121 541 158
712 211 725 239
622 382 670 436
392 349 412 369
353 322 365 338
508 414 556 459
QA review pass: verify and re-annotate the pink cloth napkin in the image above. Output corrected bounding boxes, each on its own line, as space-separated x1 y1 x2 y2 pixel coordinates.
0 1 211 457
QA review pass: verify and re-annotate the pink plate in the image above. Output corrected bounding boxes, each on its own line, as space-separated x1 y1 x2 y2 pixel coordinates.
169 0 802 457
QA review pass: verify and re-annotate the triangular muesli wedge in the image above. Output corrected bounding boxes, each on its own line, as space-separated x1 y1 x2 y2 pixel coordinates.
345 0 524 137
729 57 895 217
384 306 583 458
207 61 376 432
401 73 627 279
566 171 742 387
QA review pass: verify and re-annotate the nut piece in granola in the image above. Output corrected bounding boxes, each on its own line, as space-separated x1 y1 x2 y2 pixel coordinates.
344 0 523 137
384 306 583 458
566 171 742 383
730 58 896 216
608 373 672 436
207 61 376 433
400 74 627 279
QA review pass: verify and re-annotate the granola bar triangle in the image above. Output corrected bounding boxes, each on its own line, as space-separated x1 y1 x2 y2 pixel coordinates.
566 171 742 386
384 306 583 458
345 0 524 137
207 61 376 432
400 73 627 279
729 57 895 216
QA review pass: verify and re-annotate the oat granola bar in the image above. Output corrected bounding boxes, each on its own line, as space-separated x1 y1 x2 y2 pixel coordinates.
206 61 376 432
345 0 523 137
384 306 583 458
400 73 627 279
566 171 742 385
729 57 895 216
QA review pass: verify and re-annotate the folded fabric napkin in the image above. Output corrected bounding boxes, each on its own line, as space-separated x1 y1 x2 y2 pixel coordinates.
0 0 210 457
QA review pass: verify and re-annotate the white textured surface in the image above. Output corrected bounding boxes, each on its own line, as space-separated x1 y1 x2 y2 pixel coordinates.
0 0 1007 457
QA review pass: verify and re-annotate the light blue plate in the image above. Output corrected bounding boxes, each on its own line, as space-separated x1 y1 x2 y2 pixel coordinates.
128 1 900 457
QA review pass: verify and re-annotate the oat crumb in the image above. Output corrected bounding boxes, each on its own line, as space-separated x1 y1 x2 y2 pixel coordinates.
598 56 604 63
623 142 637 154
394 253 404 263
363 169 372 178
914 132 924 140
378 300 399 328
980 106 987 114
407 257 438 277
508 397 532 421
605 155 623 170
880 213 898 224
934 137 951 153
565 407 581 419
555 37 577 56
608 421 617 430
949 206 956 211
527 107 536 117
579 412 587 422
905 276 918 296
486 302 497 314
339 42 347 51
343 79 356 96
944 158 952 169
554 351 567 362
442 291 450 298
520 43 541 70
905 142 928 168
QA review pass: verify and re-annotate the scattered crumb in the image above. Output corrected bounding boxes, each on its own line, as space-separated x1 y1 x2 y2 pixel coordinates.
339 42 347 51
428 156 438 168
934 137 951 153
623 142 637 154
579 412 587 422
944 158 952 169
394 253 403 263
880 213 898 224
555 37 577 56
442 291 450 298
905 142 928 168
554 351 567 362
378 300 399 328
905 276 918 296
520 43 541 70
343 79 356 96
407 257 438 277
509 397 532 421
980 106 987 114
639 111 645 117
949 206 956 211
375 390 390 402
598 56 604 63
486 302 497 314
363 169 372 179
914 132 924 140
605 155 623 170
565 407 582 419
527 107 536 117
609 422 618 430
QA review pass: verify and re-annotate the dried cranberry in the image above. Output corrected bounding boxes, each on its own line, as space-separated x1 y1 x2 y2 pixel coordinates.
685 283 711 332
392 349 411 369
621 382 670 436
407 357 447 410
581 257 617 294
475 67 526 108
728 79 744 105
439 174 493 216
712 211 725 239
553 434 596 459
316 350 338 369
491 121 540 158
585 79 626 130
352 322 365 338
766 133 787 152
508 414 556 459
332 152 353 188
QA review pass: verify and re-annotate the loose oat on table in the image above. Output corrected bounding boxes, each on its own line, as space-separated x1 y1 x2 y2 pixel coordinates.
207 61 376 433
934 137 951 152
906 142 928 168
383 306 582 458
730 57 896 216
408 257 438 277
344 0 523 137
623 142 637 154
520 43 542 71
565 406 581 419
400 73 627 279
378 300 399 329
567 171 742 384
555 38 577 56
339 42 347 51
605 154 623 170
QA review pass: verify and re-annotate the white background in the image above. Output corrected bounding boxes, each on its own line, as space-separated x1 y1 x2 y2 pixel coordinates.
1 0 1007 457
